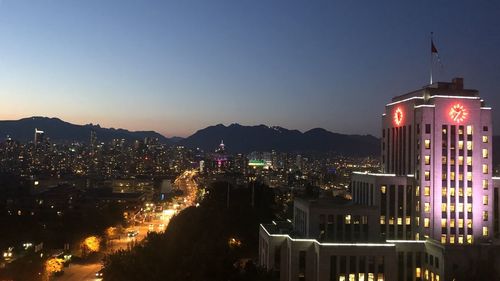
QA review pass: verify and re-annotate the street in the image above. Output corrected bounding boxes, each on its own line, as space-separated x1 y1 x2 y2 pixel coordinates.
53 169 198 281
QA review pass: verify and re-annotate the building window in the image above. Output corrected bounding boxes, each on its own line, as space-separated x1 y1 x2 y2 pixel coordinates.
458 203 464 213
424 156 430 165
424 218 430 228
467 141 473 151
467 125 473 135
380 185 386 194
424 186 430 196
467 204 472 213
450 235 455 244
458 156 464 165
450 188 455 197
483 179 489 190
415 186 420 196
380 216 385 224
425 124 431 134
458 140 464 150
482 149 488 159
458 218 464 228
345 215 351 224
450 219 455 227
466 187 472 197
458 235 464 244
424 203 430 213
467 235 473 244
483 164 489 174
425 171 430 181
467 156 472 166
483 227 489 236
467 219 472 229
424 139 431 149
441 203 447 212
483 196 489 205
483 126 488 131
467 172 472 181
416 267 421 278
442 188 447 197
441 235 446 243
441 219 447 228
483 135 488 143
483 211 489 221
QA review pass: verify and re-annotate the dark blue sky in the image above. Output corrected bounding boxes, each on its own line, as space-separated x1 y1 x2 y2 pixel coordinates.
0 1 498 137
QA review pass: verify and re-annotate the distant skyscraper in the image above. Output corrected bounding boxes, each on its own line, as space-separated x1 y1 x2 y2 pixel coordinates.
34 128 44 147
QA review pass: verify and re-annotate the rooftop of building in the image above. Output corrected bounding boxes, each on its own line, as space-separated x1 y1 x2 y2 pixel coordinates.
391 77 479 103
294 195 379 211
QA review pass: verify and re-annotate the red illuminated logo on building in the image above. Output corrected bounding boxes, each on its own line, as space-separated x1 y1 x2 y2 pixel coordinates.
394 107 403 126
449 104 468 123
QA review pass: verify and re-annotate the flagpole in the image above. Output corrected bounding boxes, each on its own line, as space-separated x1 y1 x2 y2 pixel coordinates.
430 32 433 85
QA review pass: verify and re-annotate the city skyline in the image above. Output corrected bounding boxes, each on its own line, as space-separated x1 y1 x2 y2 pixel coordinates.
0 1 499 137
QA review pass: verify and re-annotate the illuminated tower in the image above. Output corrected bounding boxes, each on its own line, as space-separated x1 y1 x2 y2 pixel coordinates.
381 77 493 244
34 128 45 147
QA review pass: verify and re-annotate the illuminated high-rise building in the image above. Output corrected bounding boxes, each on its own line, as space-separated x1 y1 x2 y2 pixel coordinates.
34 128 45 146
378 77 492 243
259 78 500 281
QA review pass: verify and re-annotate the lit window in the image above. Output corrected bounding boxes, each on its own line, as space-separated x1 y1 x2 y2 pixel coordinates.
415 186 420 196
406 217 411 225
368 273 374 281
483 211 488 221
467 172 472 181
458 235 464 244
483 135 488 143
458 188 463 197
450 235 455 244
441 218 447 228
377 273 384 281
424 186 430 196
467 156 472 166
467 141 473 151
483 164 488 174
397 218 402 225
425 270 429 280
458 218 464 228
483 196 489 205
467 125 473 135
416 268 421 278
442 173 447 180
424 139 431 149
349 273 355 281
450 219 455 228
458 203 464 213
483 180 489 190
482 149 488 159
358 273 365 281
345 215 351 224
442 156 447 164
466 187 472 197
467 203 472 213
441 235 446 244
442 188 447 196
458 156 464 165
380 216 385 224
441 203 447 212
380 185 386 194
467 219 472 229
425 171 430 181
467 235 473 244
450 203 455 212
424 218 430 228
483 227 489 236
436 275 440 281
458 140 464 150
450 189 455 197
450 172 455 181
424 203 430 213
424 155 430 165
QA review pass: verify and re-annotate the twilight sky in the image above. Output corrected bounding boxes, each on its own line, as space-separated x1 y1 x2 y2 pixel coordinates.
0 1 499 137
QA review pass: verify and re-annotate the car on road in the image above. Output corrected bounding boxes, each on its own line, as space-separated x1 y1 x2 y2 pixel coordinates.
95 268 104 278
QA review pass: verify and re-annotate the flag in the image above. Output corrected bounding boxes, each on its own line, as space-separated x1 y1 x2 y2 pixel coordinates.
431 40 438 53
